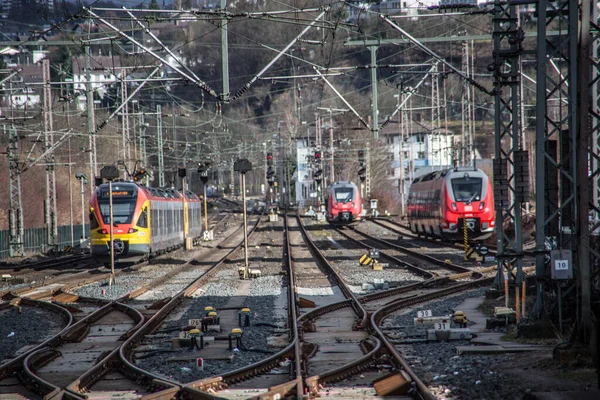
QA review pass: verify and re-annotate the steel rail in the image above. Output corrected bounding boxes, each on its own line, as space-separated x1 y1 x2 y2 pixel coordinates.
285 212 305 399
345 225 484 277
370 276 495 400
294 216 383 396
333 227 437 280
297 219 490 398
369 217 536 258
0 298 73 381
183 213 304 399
1 301 144 399
109 214 266 397
296 215 369 328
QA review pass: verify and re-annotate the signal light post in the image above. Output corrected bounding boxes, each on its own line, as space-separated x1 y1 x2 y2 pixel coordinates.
198 163 210 233
234 159 252 279
75 173 88 243
100 165 120 286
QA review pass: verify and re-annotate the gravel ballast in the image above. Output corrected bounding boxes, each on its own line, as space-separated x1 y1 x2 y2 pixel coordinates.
0 306 64 364
383 289 546 399
135 273 288 383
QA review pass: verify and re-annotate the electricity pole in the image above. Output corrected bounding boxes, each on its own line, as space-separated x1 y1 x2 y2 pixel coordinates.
156 104 165 187
221 0 230 102
43 59 58 250
85 46 97 195
369 45 379 139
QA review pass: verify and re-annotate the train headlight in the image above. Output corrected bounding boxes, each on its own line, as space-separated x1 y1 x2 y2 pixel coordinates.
128 228 138 234
451 202 457 211
99 229 108 234
479 202 485 210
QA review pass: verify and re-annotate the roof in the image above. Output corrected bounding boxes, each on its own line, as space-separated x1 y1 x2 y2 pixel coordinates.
18 63 44 84
0 47 20 56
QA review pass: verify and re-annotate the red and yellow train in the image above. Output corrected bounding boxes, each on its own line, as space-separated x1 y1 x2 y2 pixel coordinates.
89 181 202 260
407 167 495 240
326 181 362 224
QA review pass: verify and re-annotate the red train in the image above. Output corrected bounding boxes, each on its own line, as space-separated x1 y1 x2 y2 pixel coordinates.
89 181 202 261
407 167 495 240
326 181 362 224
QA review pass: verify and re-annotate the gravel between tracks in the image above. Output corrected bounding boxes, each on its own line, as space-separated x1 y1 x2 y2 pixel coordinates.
135 271 288 383
305 221 424 292
385 289 594 399
136 220 288 383
0 306 64 364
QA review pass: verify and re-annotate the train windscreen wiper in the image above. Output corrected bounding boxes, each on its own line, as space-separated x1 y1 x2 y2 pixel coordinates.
466 192 478 205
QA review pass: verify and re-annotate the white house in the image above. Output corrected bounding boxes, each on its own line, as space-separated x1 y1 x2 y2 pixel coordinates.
1 63 43 109
72 54 123 111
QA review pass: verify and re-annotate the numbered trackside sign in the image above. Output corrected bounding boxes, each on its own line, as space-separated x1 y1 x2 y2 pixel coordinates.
550 249 573 280
417 310 432 318
434 320 450 331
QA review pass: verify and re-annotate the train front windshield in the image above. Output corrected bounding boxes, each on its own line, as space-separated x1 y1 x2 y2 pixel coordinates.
334 187 354 203
98 188 138 224
451 178 482 202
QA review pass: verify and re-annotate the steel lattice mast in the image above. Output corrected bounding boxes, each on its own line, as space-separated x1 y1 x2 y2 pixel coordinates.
492 0 526 312
43 59 58 250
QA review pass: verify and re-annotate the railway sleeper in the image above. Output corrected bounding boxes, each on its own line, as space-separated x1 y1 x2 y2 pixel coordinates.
301 320 316 332
65 325 90 342
302 342 318 359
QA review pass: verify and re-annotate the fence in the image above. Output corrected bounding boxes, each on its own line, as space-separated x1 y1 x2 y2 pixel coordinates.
0 224 90 260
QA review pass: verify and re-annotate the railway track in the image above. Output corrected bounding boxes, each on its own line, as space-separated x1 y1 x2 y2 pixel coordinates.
0 210 534 399
337 223 487 280
0 212 232 300
369 217 536 258
298 216 494 399
0 210 244 399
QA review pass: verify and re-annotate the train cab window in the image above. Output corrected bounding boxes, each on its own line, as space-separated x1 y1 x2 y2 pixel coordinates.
137 207 148 228
98 198 136 224
333 187 354 203
451 177 482 202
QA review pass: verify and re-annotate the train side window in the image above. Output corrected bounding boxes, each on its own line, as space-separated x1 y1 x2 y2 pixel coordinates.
151 208 158 237
137 207 148 228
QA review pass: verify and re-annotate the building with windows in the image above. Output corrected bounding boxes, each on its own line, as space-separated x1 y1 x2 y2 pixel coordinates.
72 54 123 111
0 63 43 109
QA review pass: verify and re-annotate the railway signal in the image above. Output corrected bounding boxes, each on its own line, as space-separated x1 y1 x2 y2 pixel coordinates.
266 166 275 181
234 159 253 280
100 165 120 286
358 150 365 166
314 168 323 180
198 162 210 184
314 151 322 162
75 173 88 244
358 167 366 182
197 162 210 232
133 169 147 182
267 152 273 166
